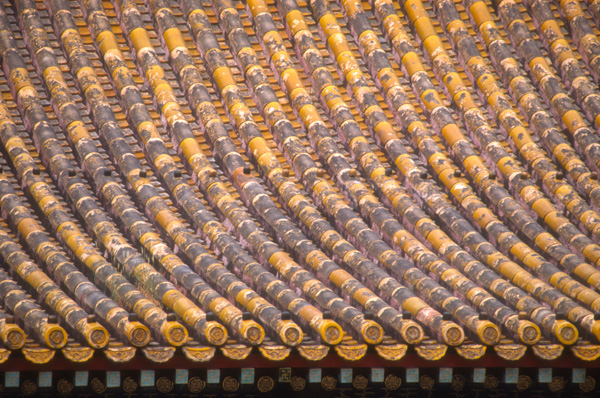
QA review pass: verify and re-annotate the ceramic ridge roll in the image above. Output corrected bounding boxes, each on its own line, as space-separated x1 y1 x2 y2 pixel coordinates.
0 8 194 347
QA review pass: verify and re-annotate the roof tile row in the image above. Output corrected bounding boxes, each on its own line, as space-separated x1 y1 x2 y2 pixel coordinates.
0 0 597 367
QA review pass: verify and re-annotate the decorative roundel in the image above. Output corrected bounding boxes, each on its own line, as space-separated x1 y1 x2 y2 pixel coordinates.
516 375 532 391
451 374 466 391
353 375 368 390
56 378 74 395
483 375 499 390
419 375 434 391
90 378 106 395
122 377 138 393
90 329 107 347
290 376 306 392
384 374 401 391
7 329 24 349
548 376 566 393
188 377 205 393
156 377 174 393
285 327 301 344
321 375 337 391
208 327 225 345
21 380 37 396
405 325 421 342
257 376 275 393
222 376 239 392
131 328 148 347
580 376 596 393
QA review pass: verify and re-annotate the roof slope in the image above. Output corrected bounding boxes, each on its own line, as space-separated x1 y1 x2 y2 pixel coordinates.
0 0 598 366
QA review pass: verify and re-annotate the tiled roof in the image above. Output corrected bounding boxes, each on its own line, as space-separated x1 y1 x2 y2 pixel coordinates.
0 0 599 368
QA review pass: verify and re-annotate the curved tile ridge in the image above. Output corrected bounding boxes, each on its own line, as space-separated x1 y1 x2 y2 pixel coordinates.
180 0 472 346
457 0 600 289
319 0 600 342
0 12 195 347
546 0 600 83
43 0 300 347
175 1 434 344
13 0 241 347
129 0 418 345
279 0 579 344
516 0 600 146
0 207 103 349
491 0 600 180
385 0 600 268
74 0 344 346
0 104 152 348
268 0 565 344
287 2 574 346
11 0 272 345
428 0 600 240
0 0 595 364
246 0 533 344
403 0 600 269
524 1 600 131
239 0 497 345
432 2 600 274
117 0 373 345
365 0 600 289
366 0 600 296
87 0 345 346
106 0 414 345
0 257 51 349
0 297 26 350
586 0 600 30
465 1 600 217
